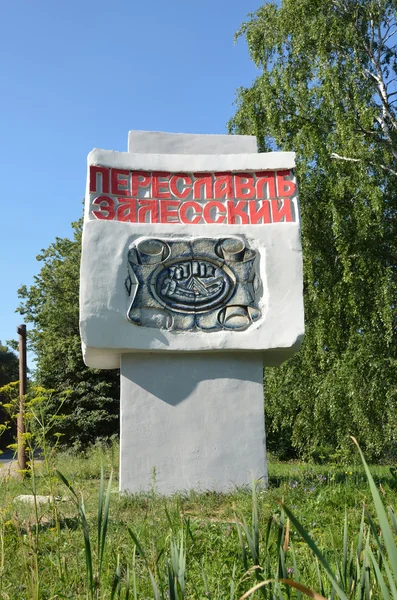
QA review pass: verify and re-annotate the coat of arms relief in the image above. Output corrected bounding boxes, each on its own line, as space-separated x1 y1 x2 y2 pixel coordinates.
125 237 262 332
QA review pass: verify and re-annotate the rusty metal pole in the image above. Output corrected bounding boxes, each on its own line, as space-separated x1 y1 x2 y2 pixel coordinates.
17 324 27 473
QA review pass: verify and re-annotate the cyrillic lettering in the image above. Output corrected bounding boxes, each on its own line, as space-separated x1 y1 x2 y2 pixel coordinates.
160 199 180 223
138 199 158 223
131 171 151 196
152 172 171 198
249 201 271 224
227 200 249 224
203 201 226 224
193 173 213 200
92 196 115 220
111 169 130 196
180 201 202 224
170 174 192 199
271 198 294 222
214 173 233 199
90 166 110 193
117 198 137 222
234 174 255 199
276 170 296 196
255 172 276 199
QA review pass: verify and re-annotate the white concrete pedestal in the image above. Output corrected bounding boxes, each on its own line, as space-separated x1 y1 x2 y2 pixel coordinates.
120 353 267 494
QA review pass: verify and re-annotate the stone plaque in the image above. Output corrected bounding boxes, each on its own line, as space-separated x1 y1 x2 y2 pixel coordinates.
125 237 260 331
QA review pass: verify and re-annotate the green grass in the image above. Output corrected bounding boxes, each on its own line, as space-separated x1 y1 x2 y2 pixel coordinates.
1 443 397 599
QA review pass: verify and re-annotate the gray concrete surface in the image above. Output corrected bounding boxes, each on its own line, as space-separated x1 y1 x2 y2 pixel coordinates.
120 352 267 494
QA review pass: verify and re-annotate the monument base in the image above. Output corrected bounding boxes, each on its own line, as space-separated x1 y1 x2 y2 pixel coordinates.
120 353 267 495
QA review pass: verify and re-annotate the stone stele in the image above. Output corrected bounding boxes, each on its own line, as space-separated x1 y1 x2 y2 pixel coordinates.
80 130 304 494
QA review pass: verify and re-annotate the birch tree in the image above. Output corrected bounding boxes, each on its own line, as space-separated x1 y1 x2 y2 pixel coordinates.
230 0 397 460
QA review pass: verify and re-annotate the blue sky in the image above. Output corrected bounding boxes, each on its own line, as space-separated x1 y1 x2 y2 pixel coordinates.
0 0 262 365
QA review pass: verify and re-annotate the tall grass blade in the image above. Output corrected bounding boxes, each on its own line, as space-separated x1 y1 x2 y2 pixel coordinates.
202 558 210 599
79 497 94 598
167 562 176 600
290 543 301 600
131 546 138 600
155 547 165 566
128 528 149 568
278 508 285 543
148 568 161 600
357 507 365 563
125 565 130 600
352 437 397 583
265 515 273 551
366 509 383 552
110 553 121 600
164 505 174 533
235 519 248 571
358 535 366 600
55 470 79 501
284 518 290 553
388 507 397 536
314 558 325 598
280 502 348 600
365 507 397 598
363 536 370 600
252 482 259 561
98 466 104 568
347 542 355 597
242 515 259 565
279 547 288 580
275 577 285 600
99 470 113 575
184 516 195 546
170 531 185 598
343 510 348 589
368 546 391 600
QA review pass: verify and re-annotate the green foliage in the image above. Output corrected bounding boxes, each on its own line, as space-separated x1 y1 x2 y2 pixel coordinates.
0 343 18 450
0 343 18 388
229 0 397 460
16 218 120 448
